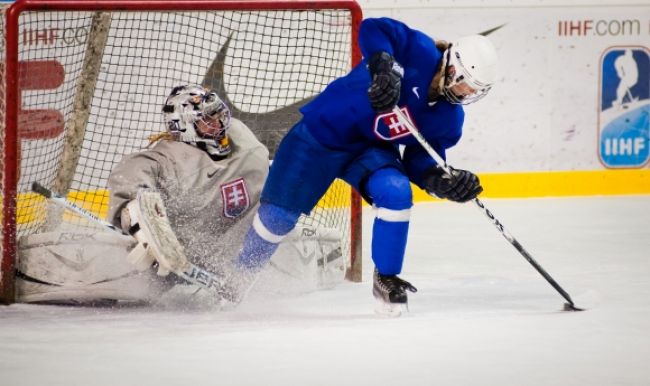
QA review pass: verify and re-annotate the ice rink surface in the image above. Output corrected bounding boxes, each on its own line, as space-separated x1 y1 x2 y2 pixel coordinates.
1 196 649 386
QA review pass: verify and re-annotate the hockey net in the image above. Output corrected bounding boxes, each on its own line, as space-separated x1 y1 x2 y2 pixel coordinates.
0 0 363 303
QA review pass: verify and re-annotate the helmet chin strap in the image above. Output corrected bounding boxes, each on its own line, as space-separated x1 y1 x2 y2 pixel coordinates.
196 141 230 160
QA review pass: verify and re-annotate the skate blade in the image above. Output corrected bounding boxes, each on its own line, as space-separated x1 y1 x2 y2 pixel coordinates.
374 298 406 317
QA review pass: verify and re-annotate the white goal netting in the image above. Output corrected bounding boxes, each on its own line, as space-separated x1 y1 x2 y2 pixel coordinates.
0 1 363 302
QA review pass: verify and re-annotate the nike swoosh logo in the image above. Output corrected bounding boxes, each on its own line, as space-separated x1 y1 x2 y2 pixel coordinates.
49 248 95 271
412 87 420 99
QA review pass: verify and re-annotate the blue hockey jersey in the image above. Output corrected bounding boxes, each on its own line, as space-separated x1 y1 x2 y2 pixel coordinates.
299 17 465 187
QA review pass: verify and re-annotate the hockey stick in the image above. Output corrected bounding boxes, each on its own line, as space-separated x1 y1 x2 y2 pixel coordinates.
391 107 583 311
31 182 233 300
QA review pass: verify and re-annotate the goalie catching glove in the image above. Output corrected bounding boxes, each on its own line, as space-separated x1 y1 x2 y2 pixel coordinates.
121 189 191 276
422 166 482 203
367 51 404 112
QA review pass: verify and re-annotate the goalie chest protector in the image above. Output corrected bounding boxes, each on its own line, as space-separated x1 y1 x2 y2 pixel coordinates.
108 119 269 269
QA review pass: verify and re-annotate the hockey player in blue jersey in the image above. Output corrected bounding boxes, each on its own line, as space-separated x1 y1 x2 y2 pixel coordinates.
236 17 498 313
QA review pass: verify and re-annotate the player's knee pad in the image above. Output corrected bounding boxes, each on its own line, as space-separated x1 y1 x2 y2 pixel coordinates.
366 167 413 211
256 202 302 239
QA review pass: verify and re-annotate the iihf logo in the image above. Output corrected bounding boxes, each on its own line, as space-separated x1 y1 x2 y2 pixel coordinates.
220 178 250 218
598 47 649 168
373 107 413 141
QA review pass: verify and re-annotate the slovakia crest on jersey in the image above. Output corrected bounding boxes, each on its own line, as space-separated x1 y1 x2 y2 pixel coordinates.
220 178 250 218
373 107 414 141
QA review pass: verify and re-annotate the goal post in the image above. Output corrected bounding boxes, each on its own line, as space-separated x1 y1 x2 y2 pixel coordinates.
0 0 363 304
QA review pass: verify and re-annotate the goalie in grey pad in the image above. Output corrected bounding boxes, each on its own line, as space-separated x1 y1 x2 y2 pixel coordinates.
16 85 345 305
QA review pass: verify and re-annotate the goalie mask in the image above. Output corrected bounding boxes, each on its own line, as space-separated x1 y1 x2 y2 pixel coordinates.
162 85 232 157
440 35 497 105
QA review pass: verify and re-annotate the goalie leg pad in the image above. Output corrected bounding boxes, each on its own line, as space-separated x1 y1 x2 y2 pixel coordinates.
16 230 171 304
124 190 190 276
253 226 345 296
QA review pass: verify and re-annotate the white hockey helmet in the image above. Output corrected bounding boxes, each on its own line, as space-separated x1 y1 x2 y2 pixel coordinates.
162 84 232 157
441 35 498 105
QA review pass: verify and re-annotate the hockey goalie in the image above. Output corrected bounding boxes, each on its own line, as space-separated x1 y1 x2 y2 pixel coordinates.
16 85 346 305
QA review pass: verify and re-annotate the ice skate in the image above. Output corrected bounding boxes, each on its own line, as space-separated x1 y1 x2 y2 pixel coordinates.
372 268 417 317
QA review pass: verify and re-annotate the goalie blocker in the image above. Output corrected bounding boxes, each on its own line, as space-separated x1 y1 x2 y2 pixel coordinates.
120 189 193 277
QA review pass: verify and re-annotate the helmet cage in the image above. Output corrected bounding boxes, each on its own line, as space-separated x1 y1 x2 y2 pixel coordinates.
162 85 232 157
442 44 493 105
197 91 231 139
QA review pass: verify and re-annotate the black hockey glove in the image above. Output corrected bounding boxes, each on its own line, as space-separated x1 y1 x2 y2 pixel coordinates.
422 166 483 203
367 51 403 113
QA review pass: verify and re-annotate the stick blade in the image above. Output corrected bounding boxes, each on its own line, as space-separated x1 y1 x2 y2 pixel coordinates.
31 182 52 198
563 302 585 312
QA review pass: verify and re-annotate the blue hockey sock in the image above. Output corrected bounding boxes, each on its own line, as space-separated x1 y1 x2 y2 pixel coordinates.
371 218 409 275
239 227 280 270
238 203 301 269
